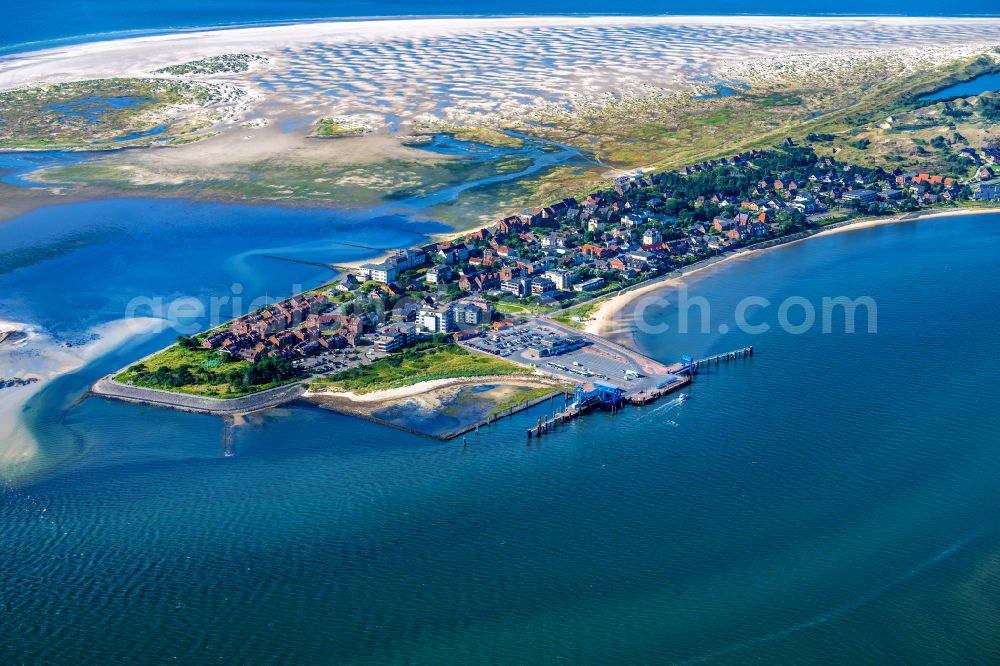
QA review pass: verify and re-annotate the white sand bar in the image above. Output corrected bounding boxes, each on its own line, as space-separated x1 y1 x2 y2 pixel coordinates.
4 16 1000 130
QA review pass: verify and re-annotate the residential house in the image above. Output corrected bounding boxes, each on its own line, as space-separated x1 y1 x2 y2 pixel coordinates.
544 269 574 291
425 264 452 285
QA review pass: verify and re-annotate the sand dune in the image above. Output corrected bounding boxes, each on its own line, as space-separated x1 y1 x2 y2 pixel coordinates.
3 16 1000 133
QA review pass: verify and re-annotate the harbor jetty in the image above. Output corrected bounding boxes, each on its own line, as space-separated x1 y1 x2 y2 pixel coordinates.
526 345 753 439
682 346 754 374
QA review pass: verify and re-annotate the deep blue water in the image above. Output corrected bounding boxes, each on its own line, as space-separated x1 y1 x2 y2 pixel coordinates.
920 71 1000 100
4 2 1000 55
3 7 1000 661
2 209 1000 662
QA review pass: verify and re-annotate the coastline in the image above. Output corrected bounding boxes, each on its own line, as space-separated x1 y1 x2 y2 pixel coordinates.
584 205 1000 344
303 373 558 404
6 14 1000 429
77 204 1000 414
304 373 567 439
4 14 1000 91
0 317 164 475
91 374 309 415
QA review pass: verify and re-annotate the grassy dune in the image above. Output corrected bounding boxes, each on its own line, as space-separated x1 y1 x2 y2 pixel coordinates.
312 345 532 394
488 386 568 417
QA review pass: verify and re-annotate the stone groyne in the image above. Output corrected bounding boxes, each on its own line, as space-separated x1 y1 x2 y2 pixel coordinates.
91 377 307 415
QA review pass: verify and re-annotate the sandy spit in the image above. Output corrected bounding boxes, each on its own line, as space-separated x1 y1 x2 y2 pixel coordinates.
0 317 167 474
303 373 559 404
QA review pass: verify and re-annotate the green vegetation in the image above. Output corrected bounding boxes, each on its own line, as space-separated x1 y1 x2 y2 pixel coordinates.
980 95 1000 122
414 125 525 149
814 214 852 226
115 339 299 397
691 107 732 126
311 344 532 394
0 78 237 150
492 301 535 315
154 54 267 76
488 386 567 417
313 118 369 138
551 301 601 328
757 92 803 108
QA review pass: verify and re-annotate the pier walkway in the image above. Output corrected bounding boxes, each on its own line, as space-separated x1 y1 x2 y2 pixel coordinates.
681 346 754 374
92 376 307 415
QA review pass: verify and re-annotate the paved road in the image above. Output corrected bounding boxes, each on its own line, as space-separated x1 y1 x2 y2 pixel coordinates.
91 377 307 415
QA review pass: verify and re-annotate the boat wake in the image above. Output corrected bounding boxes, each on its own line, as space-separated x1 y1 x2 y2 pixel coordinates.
646 395 687 419
675 532 982 665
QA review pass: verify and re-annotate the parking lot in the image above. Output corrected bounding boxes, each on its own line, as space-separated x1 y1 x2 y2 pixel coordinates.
293 347 387 376
464 321 668 394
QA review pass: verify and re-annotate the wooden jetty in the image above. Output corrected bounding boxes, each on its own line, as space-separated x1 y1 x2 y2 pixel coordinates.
685 346 753 374
527 401 590 439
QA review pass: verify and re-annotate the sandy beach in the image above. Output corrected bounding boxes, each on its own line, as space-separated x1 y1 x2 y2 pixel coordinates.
304 373 557 404
584 206 1000 342
0 317 165 475
4 16 1000 134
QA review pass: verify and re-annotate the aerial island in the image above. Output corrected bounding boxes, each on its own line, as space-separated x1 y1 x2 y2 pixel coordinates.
94 134 1000 437
3 16 1000 439
5 15 1000 663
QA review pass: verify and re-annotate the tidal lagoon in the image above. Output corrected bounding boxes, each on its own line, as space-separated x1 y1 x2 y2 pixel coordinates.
3 210 999 663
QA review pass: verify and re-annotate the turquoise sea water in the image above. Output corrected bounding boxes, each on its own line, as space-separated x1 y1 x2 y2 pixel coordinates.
0 198 444 335
3 209 1000 662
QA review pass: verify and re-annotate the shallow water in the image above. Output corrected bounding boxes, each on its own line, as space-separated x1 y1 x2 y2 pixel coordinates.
920 70 1000 100
2 212 999 663
0 197 443 335
371 383 563 438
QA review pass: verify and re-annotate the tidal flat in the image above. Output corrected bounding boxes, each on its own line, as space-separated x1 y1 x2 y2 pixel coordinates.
4 17 1000 227
310 380 566 439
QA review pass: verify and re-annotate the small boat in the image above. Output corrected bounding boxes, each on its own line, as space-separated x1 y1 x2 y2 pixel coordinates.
678 393 690 402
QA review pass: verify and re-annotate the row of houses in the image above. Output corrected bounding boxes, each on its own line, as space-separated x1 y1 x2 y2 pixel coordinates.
201 292 366 362
356 248 428 284
957 147 1000 166
328 142 983 360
